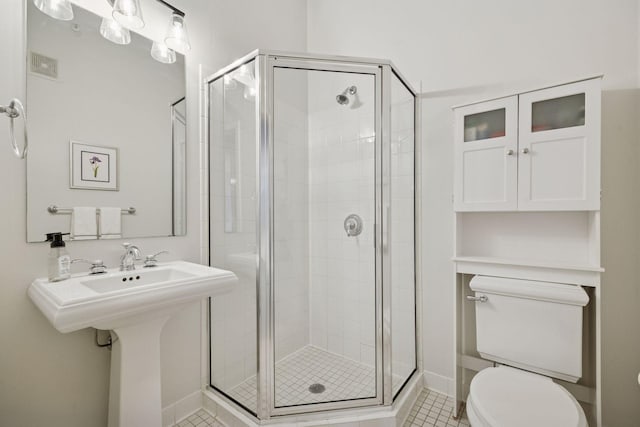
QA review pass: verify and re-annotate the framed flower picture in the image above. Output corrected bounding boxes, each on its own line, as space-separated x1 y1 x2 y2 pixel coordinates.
70 141 119 191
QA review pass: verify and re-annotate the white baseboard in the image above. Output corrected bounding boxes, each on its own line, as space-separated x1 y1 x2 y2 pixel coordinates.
162 390 204 427
422 370 454 397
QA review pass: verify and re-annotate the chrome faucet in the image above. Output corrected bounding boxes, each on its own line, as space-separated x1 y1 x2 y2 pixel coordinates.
120 243 141 271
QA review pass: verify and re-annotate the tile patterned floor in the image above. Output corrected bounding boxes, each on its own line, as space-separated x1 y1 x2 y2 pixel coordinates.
176 389 466 427
227 345 405 412
404 389 470 427
175 409 224 427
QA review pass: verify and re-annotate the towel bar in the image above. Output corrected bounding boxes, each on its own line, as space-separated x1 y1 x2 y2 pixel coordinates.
47 205 136 214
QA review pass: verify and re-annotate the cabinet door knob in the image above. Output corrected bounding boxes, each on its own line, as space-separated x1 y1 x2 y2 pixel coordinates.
506 149 514 156
521 148 530 154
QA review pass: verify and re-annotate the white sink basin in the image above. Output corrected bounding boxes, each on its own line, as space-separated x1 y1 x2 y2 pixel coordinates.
28 261 236 332
81 267 195 294
28 260 237 427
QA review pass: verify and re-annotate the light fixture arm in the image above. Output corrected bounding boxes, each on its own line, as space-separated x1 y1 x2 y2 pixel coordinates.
155 0 185 17
107 0 185 18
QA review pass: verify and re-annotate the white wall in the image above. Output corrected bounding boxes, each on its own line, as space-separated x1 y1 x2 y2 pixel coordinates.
308 1 640 425
0 0 307 426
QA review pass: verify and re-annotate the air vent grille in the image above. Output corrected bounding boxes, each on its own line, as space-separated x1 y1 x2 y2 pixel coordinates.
30 51 58 79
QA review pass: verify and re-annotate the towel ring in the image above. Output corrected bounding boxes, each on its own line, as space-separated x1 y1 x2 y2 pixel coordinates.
0 98 28 159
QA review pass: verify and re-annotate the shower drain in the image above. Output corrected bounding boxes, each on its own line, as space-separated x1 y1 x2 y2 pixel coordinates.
308 383 326 394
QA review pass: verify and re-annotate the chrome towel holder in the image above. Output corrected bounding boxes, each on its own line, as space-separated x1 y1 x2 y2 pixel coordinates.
47 205 137 215
0 98 28 159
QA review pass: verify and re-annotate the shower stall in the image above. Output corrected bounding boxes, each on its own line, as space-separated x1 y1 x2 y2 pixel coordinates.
207 50 419 420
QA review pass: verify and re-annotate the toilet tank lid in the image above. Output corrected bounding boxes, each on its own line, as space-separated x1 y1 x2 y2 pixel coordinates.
470 276 589 306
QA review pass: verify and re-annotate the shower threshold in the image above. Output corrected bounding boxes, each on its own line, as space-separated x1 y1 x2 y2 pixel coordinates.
227 345 403 412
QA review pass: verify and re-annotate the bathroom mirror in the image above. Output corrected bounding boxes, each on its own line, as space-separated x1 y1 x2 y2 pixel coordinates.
25 1 187 242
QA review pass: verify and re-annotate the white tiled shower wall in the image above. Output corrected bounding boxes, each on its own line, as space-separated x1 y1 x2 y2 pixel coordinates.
273 68 310 361
307 71 377 366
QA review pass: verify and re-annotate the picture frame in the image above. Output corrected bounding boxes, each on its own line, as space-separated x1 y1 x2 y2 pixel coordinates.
69 141 119 191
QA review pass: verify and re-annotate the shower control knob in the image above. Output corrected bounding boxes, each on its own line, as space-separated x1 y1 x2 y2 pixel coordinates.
344 214 363 237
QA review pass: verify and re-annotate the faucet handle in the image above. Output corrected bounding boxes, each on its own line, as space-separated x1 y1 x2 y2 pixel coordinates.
143 251 169 268
72 258 107 275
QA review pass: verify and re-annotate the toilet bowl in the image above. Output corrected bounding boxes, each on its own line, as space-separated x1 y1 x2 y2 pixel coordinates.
466 366 587 427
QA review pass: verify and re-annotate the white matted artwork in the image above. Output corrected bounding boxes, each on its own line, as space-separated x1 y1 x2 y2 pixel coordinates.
70 141 119 191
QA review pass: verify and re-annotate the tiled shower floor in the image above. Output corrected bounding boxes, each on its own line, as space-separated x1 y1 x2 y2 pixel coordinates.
227 345 403 412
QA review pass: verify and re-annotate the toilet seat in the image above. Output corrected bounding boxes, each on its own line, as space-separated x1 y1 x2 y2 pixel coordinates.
466 366 587 427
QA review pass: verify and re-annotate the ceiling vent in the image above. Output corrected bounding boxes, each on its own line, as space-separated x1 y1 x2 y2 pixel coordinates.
30 51 58 79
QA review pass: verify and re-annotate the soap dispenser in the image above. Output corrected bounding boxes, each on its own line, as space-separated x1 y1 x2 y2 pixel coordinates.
46 232 71 282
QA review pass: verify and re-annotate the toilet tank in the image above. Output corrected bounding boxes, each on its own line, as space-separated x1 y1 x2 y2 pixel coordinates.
470 276 589 383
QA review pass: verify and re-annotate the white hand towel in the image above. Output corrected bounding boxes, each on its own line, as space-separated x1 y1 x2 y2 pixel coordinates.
99 207 122 239
71 207 97 240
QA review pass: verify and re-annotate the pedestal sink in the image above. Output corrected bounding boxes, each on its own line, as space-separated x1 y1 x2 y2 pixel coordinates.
28 261 237 427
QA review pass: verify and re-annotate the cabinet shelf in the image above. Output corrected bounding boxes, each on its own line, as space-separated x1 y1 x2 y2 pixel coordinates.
453 256 602 287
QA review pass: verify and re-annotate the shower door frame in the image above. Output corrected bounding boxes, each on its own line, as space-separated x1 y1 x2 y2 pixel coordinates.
259 55 384 418
204 50 421 421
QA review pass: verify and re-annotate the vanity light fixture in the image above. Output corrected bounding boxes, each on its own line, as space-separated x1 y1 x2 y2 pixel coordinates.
99 18 131 45
164 12 191 52
106 0 190 62
33 0 74 21
150 41 176 64
112 0 145 29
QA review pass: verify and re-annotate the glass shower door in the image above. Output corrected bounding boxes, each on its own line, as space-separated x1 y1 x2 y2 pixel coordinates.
270 63 381 412
209 59 259 415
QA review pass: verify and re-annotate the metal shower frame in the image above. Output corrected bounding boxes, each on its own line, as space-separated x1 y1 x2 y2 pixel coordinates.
205 49 422 421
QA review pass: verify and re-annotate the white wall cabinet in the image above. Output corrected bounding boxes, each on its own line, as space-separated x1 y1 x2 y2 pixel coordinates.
454 78 601 212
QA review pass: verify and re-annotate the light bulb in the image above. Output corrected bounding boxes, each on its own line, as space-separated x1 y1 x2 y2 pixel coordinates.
33 0 74 21
99 18 131 45
112 0 145 29
151 41 176 64
164 13 191 52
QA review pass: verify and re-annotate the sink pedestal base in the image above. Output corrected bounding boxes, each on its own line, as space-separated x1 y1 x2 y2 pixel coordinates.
107 315 171 427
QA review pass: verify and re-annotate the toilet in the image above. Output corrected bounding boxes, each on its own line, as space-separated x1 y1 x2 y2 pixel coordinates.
466 276 590 427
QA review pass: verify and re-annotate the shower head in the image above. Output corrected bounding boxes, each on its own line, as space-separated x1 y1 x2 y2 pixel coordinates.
336 85 357 105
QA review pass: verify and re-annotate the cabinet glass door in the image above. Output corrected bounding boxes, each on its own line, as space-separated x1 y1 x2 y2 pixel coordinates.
463 108 506 142
518 78 601 211
454 96 518 211
531 93 585 132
